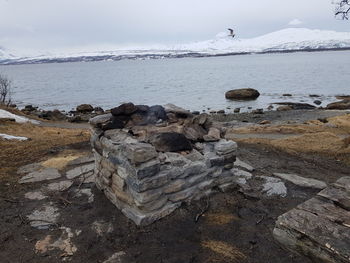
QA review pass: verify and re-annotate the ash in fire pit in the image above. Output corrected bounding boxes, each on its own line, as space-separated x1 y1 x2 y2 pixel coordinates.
90 103 243 225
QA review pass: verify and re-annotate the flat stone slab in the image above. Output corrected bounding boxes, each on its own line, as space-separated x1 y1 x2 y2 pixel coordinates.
67 155 94 166
19 168 61 184
46 180 73 192
24 191 47 200
102 251 126 263
260 176 287 197
66 163 94 179
234 158 254 172
27 203 59 229
74 189 94 203
273 176 350 263
17 163 42 175
273 173 327 190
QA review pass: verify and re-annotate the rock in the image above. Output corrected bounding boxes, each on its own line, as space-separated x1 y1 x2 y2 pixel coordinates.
225 88 260 100
184 149 205 162
267 105 274 110
46 180 73 192
251 109 264 114
163 152 191 167
274 102 316 110
66 163 95 179
121 202 180 226
277 106 292 111
273 173 327 190
39 110 67 121
68 155 94 166
35 227 79 257
164 103 192 118
24 191 47 200
234 108 240 113
309 94 320 98
27 203 59 229
192 111 200 115
203 127 221 142
214 139 237 155
168 185 199 202
183 123 207 141
313 100 322 105
234 158 254 172
273 177 350 263
146 105 168 124
136 104 150 112
124 143 158 164
326 100 350 110
283 94 292 97
150 132 192 152
17 163 42 174
102 251 127 263
76 104 94 113
68 115 82 123
205 152 236 167
102 116 125 130
19 168 61 184
259 120 270 125
24 105 36 112
74 188 94 203
92 220 114 236
217 110 225 114
94 106 104 114
260 176 287 197
193 113 210 127
111 103 138 116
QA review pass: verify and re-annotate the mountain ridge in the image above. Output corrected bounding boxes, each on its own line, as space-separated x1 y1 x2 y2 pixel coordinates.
1 28 350 65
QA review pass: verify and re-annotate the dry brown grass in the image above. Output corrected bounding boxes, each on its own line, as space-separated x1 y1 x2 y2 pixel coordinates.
226 114 350 165
0 122 89 180
41 152 87 170
228 114 350 136
205 213 238 225
201 240 246 263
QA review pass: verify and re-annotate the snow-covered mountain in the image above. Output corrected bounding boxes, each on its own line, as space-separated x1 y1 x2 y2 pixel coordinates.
2 28 350 65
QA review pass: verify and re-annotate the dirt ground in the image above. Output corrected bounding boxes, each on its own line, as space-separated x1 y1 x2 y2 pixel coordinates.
1 110 350 263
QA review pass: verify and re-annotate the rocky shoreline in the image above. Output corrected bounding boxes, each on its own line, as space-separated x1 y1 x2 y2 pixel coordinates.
6 92 350 124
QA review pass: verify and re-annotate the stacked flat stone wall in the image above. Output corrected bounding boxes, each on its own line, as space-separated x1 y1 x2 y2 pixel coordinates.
91 127 241 225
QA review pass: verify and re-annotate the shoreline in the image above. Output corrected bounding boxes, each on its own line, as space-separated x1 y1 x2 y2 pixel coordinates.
5 93 349 124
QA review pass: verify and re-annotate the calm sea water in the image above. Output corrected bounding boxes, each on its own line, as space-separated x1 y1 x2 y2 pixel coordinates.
1 51 349 112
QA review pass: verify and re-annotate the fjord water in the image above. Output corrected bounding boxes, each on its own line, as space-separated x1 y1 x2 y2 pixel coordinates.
1 50 349 112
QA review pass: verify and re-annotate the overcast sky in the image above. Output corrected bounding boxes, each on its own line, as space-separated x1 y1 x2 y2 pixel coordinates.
0 0 349 53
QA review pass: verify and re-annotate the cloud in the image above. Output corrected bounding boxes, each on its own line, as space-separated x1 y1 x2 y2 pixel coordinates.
288 19 303 26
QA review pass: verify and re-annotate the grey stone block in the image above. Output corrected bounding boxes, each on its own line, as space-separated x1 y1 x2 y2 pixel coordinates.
121 202 181 226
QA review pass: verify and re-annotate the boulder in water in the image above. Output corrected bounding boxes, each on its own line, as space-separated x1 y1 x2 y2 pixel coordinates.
225 88 260 100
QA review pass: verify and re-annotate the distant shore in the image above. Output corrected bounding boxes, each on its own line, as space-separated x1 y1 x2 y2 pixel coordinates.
2 47 350 66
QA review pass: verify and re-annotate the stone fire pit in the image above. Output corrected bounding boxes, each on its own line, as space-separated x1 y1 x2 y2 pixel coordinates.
89 103 243 225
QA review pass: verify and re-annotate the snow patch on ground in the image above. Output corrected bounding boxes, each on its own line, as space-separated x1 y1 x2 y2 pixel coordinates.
0 109 40 124
0 133 28 141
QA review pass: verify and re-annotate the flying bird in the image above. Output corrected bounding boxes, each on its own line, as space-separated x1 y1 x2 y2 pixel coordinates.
228 28 235 38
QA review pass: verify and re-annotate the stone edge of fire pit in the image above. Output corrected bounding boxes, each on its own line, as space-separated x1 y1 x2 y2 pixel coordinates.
88 104 247 226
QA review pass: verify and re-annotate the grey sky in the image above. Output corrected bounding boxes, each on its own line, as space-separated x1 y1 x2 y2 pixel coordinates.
0 0 349 52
